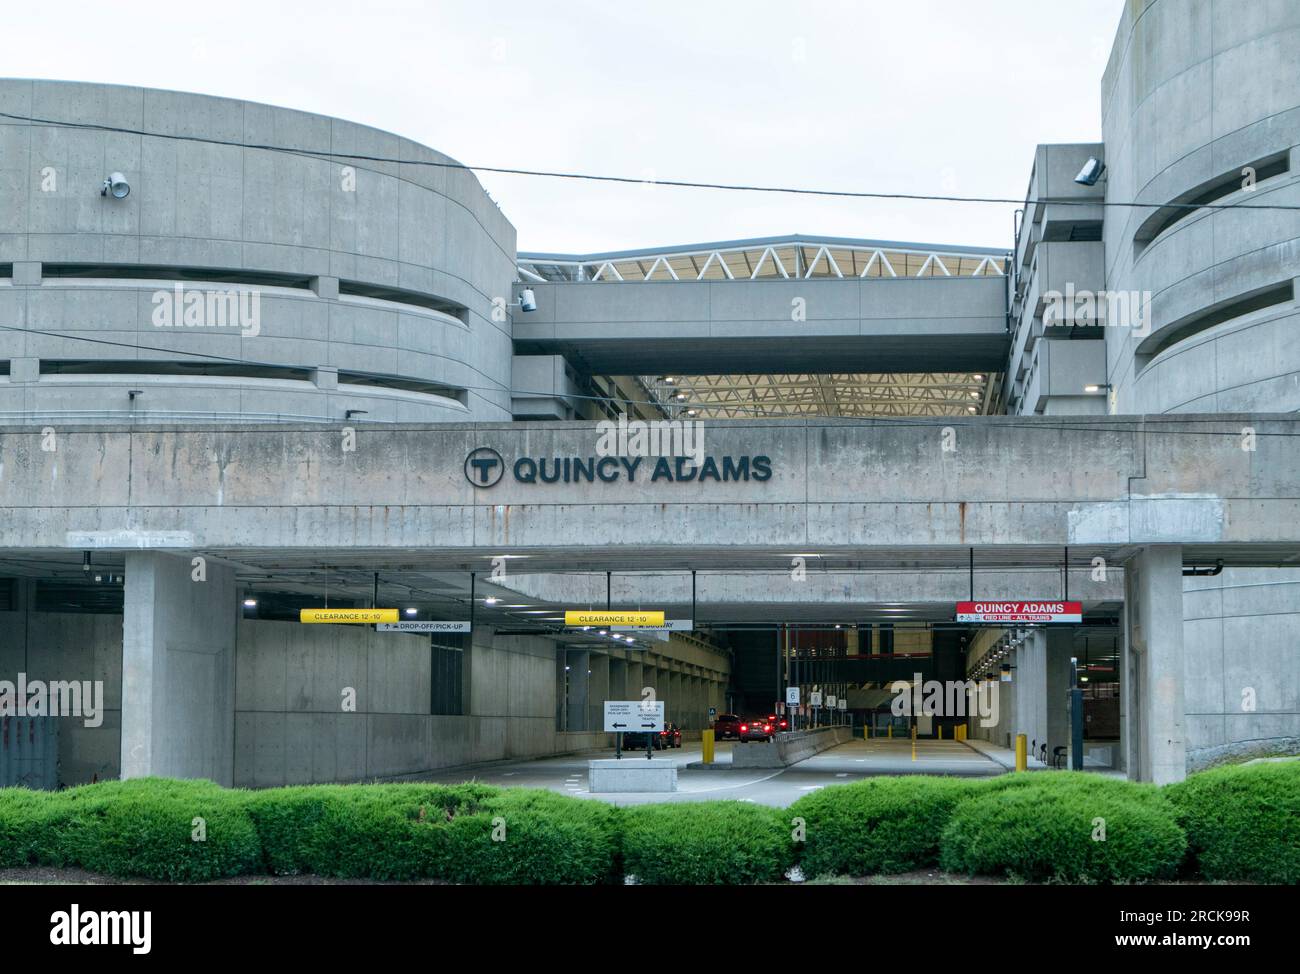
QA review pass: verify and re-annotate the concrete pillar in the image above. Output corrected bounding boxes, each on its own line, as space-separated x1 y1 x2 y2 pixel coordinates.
564 649 590 732
625 659 643 700
1123 545 1187 784
121 551 236 784
1045 629 1073 766
608 657 627 701
589 654 609 733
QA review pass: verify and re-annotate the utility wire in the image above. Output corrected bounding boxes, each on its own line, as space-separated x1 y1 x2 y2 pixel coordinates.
2 109 1298 213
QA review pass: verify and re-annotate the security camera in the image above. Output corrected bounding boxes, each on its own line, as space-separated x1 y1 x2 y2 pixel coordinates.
518 288 537 313
1073 157 1105 186
101 172 131 199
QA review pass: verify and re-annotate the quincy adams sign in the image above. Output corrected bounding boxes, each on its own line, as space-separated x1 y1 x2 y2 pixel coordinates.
464 447 773 488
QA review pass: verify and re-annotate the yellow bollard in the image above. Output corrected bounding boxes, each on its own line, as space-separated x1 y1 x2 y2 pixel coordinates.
701 728 715 765
887 724 893 739
937 725 943 740
1015 733 1027 772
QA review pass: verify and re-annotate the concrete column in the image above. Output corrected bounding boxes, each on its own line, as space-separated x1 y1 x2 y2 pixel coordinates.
1123 545 1187 784
121 551 236 784
589 654 609 733
564 649 590 732
625 659 643 700
608 657 627 701
1045 629 1073 766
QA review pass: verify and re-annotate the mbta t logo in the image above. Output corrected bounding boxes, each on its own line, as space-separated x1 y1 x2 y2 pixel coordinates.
464 447 505 487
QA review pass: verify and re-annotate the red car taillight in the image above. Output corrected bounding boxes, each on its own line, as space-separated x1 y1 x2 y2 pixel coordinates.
764 724 772 732
740 724 748 731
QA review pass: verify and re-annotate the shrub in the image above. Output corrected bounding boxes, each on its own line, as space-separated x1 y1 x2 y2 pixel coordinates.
940 773 1186 883
60 780 261 882
242 782 619 884
441 789 622 885
0 786 58 868
791 776 973 877
622 801 793 885
1164 760 1300 884
243 782 497 880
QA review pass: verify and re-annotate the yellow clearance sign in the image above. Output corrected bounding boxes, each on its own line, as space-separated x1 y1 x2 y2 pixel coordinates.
564 610 665 628
300 608 400 624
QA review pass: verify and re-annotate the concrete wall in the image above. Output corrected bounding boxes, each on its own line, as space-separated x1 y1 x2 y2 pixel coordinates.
0 79 517 424
0 592 122 786
1182 567 1300 769
235 621 567 786
1099 1 1300 770
1100 0 1300 413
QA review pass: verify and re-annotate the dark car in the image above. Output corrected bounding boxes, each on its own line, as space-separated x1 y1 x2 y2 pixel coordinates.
622 723 680 750
658 722 682 748
738 717 774 742
712 713 743 739
766 714 790 733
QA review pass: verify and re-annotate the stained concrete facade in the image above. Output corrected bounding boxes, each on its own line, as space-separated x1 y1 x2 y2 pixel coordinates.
0 79 517 424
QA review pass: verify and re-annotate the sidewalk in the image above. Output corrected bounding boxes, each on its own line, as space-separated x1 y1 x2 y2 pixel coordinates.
962 738 1048 771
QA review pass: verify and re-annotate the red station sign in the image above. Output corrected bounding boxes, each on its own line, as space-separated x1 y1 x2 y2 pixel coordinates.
956 601 1083 623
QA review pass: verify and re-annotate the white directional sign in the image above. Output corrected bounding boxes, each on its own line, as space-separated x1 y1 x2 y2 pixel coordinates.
810 690 823 707
377 621 472 633
603 700 665 733
785 686 801 706
611 618 694 632
826 695 837 708
839 698 848 711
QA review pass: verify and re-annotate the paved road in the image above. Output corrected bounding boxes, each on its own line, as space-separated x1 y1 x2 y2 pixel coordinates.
407 738 1005 807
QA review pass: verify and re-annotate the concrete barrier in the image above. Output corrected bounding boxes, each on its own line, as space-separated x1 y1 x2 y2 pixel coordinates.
730 727 853 768
589 758 678 792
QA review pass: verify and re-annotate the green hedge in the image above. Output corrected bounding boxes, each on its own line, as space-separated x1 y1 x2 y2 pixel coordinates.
622 801 793 884
0 764 1293 883
939 773 1186 883
1165 760 1300 884
790 776 970 877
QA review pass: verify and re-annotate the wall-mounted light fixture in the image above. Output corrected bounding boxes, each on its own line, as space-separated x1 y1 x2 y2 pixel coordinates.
102 172 131 199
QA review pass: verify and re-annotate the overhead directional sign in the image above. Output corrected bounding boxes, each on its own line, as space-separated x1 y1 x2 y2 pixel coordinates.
565 610 665 628
611 618 693 632
956 601 1083 624
604 700 665 733
300 608 398 624
377 621 472 633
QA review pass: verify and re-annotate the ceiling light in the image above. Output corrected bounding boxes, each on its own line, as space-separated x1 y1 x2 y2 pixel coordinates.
404 607 417 616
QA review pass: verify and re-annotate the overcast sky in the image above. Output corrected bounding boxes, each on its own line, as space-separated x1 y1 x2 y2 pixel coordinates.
5 0 1124 254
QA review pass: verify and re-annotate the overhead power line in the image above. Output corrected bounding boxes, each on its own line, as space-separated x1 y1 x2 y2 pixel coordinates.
2 109 1298 213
